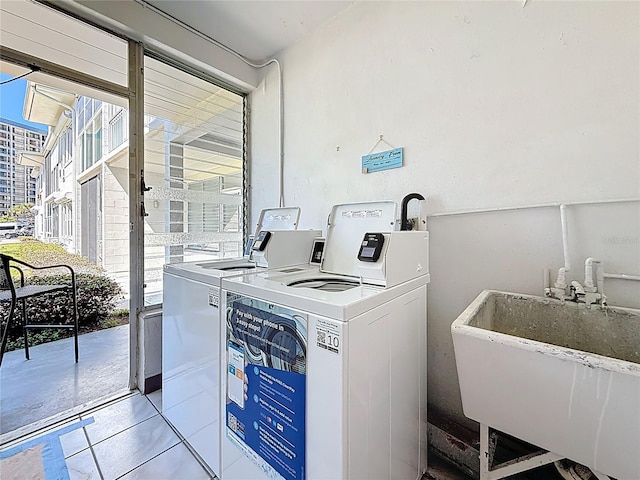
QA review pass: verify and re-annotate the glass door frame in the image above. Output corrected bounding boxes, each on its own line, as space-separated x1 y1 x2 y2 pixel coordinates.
3 19 249 393
3 42 152 391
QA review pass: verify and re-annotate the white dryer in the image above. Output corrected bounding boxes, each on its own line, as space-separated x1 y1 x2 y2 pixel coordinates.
220 201 430 480
162 207 322 476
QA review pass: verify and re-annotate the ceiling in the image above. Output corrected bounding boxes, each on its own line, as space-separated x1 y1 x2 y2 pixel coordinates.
143 0 355 60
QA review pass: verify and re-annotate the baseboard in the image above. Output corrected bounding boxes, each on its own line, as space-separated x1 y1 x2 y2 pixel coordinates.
143 373 162 394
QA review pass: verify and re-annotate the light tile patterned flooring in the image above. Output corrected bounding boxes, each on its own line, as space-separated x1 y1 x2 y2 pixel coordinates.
0 391 214 480
0 389 474 480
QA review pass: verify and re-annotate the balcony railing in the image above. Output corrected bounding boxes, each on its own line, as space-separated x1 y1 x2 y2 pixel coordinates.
108 111 128 152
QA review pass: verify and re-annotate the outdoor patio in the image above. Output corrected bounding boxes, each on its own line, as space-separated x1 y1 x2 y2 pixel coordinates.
0 325 130 436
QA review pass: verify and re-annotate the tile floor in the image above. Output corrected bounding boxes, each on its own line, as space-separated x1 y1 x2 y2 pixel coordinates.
0 324 475 479
0 388 474 480
0 391 213 480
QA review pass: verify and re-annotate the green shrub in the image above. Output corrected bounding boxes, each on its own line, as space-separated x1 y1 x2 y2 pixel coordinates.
110 308 129 318
0 273 123 346
5 329 64 352
100 317 125 329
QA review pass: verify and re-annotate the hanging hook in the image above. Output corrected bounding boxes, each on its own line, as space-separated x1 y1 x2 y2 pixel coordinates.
366 135 395 155
400 193 425 231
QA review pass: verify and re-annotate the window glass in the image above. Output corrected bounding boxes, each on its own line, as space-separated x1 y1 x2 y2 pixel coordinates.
94 123 102 163
86 97 93 123
143 55 245 305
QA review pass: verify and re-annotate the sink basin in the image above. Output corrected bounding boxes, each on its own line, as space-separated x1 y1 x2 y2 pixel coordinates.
451 290 640 480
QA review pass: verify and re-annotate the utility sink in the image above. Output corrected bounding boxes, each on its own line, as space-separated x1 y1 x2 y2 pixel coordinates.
451 290 640 480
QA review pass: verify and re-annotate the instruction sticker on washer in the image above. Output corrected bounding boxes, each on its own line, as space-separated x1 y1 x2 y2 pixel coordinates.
225 295 307 480
208 288 219 308
316 319 341 354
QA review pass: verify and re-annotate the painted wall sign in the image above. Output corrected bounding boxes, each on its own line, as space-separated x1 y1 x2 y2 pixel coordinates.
226 296 307 480
361 147 403 174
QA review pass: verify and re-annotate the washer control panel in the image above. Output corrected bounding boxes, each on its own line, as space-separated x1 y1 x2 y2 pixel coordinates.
358 233 385 262
252 230 272 251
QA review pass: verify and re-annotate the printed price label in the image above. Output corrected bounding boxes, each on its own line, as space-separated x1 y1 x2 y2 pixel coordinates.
208 288 219 308
316 319 341 354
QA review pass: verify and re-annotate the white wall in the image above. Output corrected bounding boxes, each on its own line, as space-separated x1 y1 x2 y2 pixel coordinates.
103 165 130 292
250 2 640 426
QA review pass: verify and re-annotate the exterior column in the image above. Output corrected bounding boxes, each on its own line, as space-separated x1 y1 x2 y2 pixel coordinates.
166 140 184 264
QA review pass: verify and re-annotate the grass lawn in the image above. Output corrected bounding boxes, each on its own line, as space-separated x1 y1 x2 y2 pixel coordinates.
0 238 103 275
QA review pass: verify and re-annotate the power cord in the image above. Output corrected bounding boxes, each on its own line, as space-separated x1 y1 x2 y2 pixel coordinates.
0 65 41 85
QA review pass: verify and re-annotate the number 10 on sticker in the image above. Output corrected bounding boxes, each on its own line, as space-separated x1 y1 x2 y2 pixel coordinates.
316 322 341 354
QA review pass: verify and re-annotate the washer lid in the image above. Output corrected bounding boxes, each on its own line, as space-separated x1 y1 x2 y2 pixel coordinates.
255 207 301 234
321 201 396 278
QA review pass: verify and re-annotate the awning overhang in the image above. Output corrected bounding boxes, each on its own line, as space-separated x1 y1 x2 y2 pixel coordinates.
23 82 76 127
18 152 45 168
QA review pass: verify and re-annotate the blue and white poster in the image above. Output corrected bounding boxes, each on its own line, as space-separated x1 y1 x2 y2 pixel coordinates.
226 296 307 480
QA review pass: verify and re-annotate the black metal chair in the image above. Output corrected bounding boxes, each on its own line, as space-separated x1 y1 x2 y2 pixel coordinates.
0 254 79 366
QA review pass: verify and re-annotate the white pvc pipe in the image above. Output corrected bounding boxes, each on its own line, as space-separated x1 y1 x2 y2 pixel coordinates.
604 273 640 281
560 204 570 272
584 257 600 290
427 198 640 218
427 199 640 287
585 258 640 283
553 204 570 288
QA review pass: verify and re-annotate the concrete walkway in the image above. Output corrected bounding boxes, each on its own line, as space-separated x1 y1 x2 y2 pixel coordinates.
0 325 129 435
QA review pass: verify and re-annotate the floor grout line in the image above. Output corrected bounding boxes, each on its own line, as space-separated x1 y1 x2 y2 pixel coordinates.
83 411 161 449
2 390 216 480
148 403 216 480
82 425 105 480
113 443 177 480
145 392 162 414
76 390 139 420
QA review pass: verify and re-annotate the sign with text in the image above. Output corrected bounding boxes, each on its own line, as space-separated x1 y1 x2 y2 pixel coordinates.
361 147 403 173
226 296 307 480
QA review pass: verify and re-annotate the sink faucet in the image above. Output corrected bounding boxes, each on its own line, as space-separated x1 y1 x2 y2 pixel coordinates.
545 267 569 301
569 280 586 303
544 272 602 306
584 258 607 307
545 259 608 308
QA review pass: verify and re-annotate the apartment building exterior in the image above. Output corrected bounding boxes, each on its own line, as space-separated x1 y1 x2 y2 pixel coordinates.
0 118 45 216
22 91 131 291
21 77 244 301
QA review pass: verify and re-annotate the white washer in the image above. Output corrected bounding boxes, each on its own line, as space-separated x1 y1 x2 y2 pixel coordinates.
162 207 321 476
220 201 430 480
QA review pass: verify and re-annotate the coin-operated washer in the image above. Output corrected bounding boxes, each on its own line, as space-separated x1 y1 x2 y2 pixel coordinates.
220 200 430 480
162 207 322 477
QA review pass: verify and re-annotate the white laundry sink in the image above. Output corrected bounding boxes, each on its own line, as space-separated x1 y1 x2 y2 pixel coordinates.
451 290 640 480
